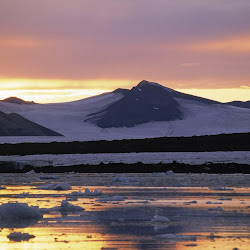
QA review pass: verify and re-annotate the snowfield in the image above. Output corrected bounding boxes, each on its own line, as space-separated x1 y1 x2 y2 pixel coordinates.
1 151 249 167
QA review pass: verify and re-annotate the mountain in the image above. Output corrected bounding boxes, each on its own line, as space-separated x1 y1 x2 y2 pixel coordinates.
1 97 36 105
0 111 62 136
0 80 249 142
225 101 250 109
85 80 218 128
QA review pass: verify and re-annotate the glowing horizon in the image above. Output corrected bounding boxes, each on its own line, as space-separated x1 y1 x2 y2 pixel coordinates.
0 78 249 104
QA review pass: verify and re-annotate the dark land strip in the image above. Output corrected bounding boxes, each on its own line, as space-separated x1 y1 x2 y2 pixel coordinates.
0 161 249 174
0 133 249 156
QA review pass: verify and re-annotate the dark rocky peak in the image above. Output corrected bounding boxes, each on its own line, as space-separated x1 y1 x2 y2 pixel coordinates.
113 88 130 95
1 97 36 105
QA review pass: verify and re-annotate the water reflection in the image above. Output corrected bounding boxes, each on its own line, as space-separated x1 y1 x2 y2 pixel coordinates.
0 178 249 249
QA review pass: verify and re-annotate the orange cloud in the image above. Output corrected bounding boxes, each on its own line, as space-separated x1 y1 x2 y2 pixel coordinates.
191 34 250 52
0 37 50 48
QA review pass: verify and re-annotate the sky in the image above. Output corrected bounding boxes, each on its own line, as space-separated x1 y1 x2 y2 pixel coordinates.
0 0 249 103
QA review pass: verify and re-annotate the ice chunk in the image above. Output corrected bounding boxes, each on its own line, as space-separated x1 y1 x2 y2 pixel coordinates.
0 202 43 220
40 175 60 180
97 196 125 203
36 182 72 190
151 215 170 223
208 206 224 212
84 188 103 196
217 197 232 201
52 200 84 212
25 170 36 174
156 233 197 241
212 187 234 191
112 176 139 183
166 170 174 175
13 192 31 198
7 232 35 242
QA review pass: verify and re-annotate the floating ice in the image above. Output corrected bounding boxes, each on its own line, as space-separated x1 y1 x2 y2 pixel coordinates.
112 176 139 183
84 188 103 196
0 202 43 220
212 187 234 191
155 233 197 241
36 182 72 190
52 200 85 212
7 232 35 242
208 206 224 212
206 201 223 204
151 215 170 223
13 192 31 198
166 170 174 175
40 175 60 180
97 196 125 203
26 170 36 174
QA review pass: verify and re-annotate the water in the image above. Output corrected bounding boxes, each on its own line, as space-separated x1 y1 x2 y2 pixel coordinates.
0 173 249 249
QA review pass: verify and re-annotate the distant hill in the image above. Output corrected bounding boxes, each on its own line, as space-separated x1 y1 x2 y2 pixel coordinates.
225 101 250 109
0 111 62 136
1 97 36 105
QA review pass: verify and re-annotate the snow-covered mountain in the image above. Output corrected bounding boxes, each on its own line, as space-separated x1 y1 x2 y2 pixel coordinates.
0 80 249 142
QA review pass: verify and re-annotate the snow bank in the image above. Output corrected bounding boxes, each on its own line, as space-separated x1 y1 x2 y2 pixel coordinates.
36 182 72 190
0 202 43 220
156 233 197 241
151 215 170 223
7 232 35 242
3 151 249 167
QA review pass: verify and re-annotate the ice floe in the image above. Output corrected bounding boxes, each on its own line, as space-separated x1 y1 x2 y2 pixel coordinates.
25 170 36 174
208 206 224 212
155 233 197 241
13 192 31 198
52 200 85 212
0 202 43 220
84 188 103 196
36 182 72 190
40 175 60 180
97 196 125 203
151 215 170 223
112 176 139 183
7 232 35 242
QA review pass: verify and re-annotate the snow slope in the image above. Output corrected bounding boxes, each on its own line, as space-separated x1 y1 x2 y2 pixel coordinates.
0 81 249 143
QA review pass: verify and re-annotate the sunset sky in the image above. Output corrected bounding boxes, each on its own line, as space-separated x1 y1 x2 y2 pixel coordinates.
0 0 249 103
